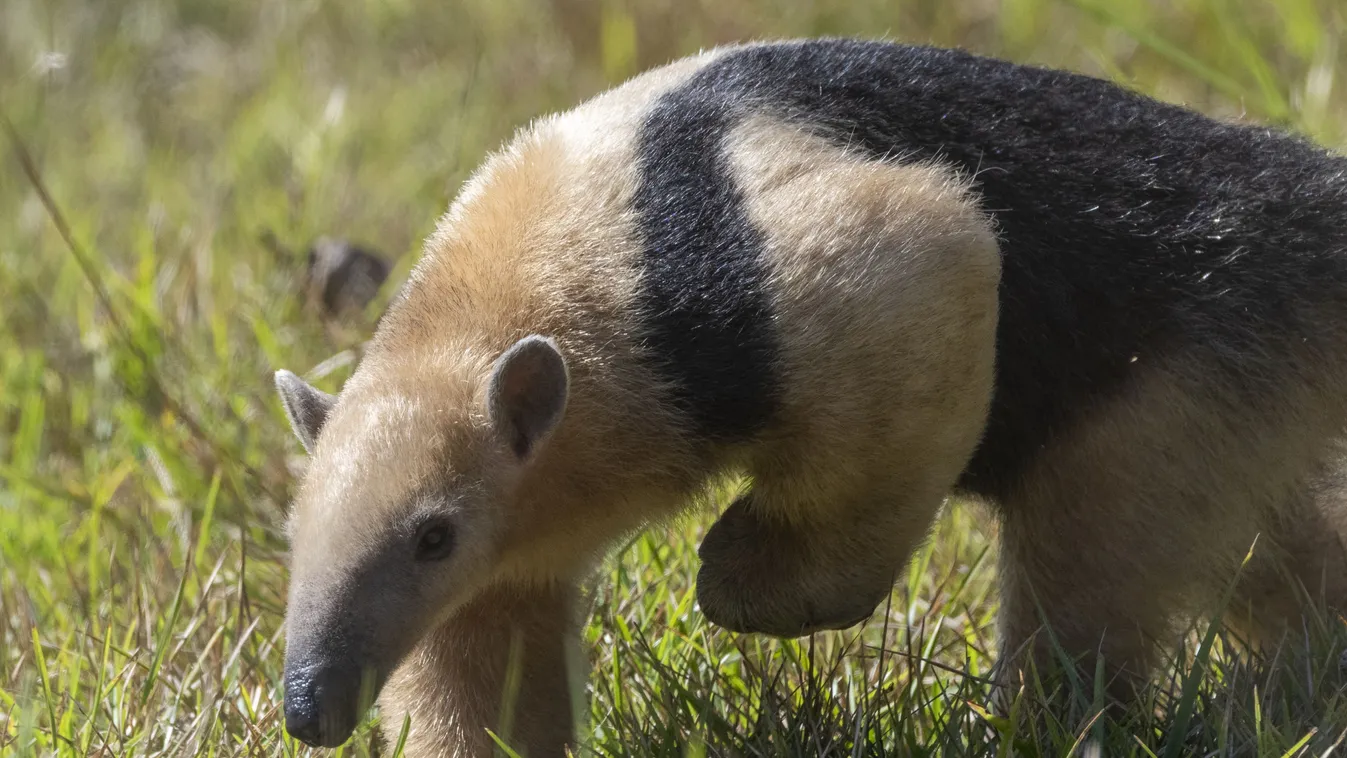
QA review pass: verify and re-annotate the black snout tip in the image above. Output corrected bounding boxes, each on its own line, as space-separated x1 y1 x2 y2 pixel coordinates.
284 705 325 748
284 670 356 748
285 700 355 748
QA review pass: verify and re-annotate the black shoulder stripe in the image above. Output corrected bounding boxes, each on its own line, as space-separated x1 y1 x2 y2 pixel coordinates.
631 69 780 442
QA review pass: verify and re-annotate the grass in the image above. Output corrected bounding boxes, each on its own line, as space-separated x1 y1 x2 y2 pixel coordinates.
3 0 1347 755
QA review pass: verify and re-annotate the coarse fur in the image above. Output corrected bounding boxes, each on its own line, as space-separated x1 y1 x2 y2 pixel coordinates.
275 38 1347 755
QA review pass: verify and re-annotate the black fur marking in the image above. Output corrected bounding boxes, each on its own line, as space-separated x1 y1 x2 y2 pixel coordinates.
632 75 780 441
645 39 1347 497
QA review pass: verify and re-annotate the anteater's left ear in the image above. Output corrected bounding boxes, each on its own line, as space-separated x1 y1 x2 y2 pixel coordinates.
275 370 336 455
487 335 569 460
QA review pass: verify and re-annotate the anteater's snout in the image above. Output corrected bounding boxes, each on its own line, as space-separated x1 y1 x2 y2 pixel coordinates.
284 664 359 748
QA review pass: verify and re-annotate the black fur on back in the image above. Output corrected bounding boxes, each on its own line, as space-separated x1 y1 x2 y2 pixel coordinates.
633 38 1347 498
632 70 780 443
630 74 781 441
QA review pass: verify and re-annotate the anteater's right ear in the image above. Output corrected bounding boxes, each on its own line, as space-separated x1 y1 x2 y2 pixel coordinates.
487 335 569 461
274 370 336 455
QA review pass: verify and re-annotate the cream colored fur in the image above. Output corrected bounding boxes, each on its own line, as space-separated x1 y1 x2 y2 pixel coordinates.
994 354 1347 690
282 41 1347 758
287 50 1001 753
287 51 731 757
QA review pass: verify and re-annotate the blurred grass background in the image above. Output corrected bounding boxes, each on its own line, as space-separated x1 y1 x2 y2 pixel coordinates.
2 0 1347 755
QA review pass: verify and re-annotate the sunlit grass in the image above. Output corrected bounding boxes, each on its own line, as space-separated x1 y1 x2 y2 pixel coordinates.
3 0 1347 755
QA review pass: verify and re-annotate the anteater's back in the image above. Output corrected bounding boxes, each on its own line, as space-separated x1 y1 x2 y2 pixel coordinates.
616 38 1347 500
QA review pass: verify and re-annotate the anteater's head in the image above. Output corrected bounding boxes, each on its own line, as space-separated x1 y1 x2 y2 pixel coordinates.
268 54 709 745
273 335 568 747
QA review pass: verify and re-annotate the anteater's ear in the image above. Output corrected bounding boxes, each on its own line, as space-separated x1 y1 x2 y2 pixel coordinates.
487 335 569 461
274 370 336 455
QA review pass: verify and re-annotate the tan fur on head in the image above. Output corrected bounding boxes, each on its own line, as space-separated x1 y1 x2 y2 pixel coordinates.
280 49 730 754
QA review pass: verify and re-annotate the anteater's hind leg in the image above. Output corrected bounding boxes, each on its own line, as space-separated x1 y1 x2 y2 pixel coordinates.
994 361 1347 698
1229 447 1347 646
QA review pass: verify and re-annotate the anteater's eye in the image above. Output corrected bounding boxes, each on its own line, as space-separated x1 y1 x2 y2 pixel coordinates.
414 521 455 562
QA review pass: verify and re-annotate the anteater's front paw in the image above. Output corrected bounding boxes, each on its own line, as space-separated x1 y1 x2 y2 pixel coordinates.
696 495 891 638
